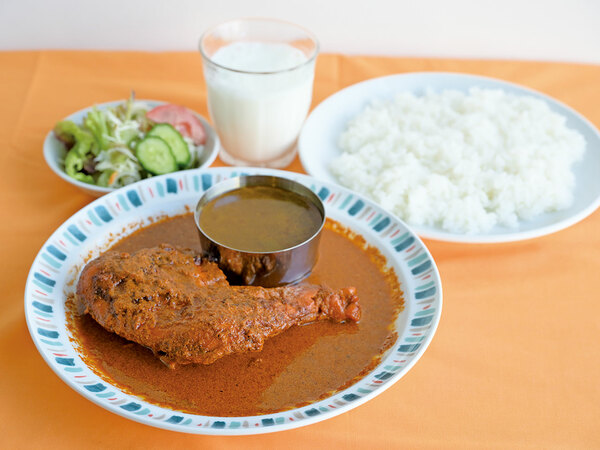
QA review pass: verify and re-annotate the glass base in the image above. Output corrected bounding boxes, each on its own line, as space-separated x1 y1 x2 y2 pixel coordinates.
218 145 298 169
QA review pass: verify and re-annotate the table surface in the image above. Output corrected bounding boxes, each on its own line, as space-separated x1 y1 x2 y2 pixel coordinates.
1 51 599 449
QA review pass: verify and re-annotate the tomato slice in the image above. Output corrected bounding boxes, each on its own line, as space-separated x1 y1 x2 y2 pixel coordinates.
147 104 206 145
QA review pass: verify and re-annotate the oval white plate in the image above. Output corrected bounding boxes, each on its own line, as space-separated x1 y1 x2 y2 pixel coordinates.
25 167 442 435
299 72 600 243
43 100 220 197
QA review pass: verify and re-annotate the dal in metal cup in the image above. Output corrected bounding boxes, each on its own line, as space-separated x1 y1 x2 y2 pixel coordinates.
194 175 325 287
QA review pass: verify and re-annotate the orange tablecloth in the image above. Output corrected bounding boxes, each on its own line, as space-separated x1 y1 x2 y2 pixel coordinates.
1 51 599 448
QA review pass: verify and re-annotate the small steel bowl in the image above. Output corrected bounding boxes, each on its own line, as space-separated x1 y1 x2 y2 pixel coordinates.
194 175 326 287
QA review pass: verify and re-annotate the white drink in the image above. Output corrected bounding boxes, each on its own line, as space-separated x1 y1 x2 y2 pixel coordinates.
204 41 315 166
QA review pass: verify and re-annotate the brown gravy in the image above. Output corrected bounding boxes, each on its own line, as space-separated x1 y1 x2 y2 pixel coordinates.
199 185 323 252
67 214 403 416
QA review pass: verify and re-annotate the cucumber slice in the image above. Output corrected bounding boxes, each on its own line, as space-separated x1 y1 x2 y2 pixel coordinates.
135 136 178 175
148 123 191 168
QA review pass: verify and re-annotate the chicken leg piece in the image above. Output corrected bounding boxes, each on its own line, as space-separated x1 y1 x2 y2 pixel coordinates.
76 244 361 367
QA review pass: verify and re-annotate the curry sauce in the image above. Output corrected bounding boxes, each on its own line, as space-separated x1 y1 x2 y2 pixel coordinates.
67 214 403 416
198 185 323 252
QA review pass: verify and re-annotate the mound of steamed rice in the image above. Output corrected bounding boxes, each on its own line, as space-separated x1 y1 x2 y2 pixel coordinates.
331 88 586 234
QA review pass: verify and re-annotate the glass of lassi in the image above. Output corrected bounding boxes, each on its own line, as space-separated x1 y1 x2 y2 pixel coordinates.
200 18 319 168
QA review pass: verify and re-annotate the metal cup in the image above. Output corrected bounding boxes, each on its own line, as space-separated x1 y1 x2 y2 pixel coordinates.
194 175 325 287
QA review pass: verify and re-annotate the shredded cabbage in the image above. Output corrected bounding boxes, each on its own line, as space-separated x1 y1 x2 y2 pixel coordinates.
54 93 205 189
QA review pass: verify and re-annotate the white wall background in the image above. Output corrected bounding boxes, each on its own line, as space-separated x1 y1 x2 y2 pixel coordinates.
0 0 598 64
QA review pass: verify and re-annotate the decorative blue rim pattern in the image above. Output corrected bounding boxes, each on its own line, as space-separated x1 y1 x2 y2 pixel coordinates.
24 167 442 435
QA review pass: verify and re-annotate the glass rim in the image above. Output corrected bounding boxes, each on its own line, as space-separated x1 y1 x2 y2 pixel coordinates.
199 17 320 75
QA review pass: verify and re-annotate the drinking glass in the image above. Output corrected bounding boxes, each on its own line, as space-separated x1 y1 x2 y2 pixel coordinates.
200 18 319 168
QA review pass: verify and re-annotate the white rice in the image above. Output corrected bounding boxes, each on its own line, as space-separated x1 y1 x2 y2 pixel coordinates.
331 88 586 234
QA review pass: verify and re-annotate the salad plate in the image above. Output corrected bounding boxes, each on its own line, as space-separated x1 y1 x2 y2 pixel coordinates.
298 72 600 243
25 166 442 435
43 100 220 197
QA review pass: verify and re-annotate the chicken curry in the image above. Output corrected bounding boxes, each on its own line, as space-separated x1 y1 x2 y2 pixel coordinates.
67 214 403 416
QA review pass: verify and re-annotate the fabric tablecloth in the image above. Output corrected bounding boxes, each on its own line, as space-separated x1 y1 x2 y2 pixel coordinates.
1 51 599 448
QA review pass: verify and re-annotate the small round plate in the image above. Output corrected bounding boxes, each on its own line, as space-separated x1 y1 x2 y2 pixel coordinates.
298 72 600 243
25 167 442 435
43 100 220 197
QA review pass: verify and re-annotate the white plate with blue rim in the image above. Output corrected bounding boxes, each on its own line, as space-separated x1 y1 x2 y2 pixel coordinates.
24 167 442 435
298 72 600 243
